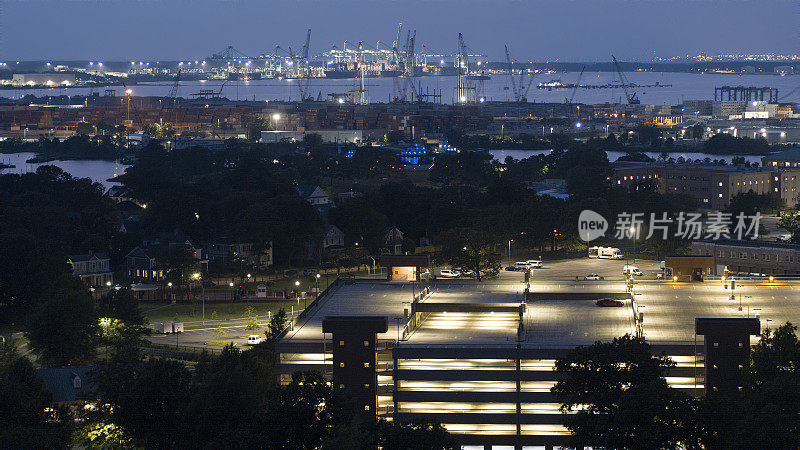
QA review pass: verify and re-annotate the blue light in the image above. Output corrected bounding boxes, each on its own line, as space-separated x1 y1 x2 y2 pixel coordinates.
575 122 582 128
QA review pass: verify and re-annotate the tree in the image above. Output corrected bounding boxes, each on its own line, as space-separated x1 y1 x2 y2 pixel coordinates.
247 116 271 141
76 121 95 135
0 344 72 446
779 211 800 244
26 275 98 367
437 227 501 281
730 323 800 447
245 305 259 330
374 419 458 449
552 335 697 449
726 190 784 217
95 356 194 448
267 308 288 339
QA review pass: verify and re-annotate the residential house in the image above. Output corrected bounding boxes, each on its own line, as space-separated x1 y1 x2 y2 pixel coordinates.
296 185 331 206
206 237 273 269
125 246 164 282
384 226 404 255
126 229 207 282
105 185 133 203
68 253 113 287
36 366 97 405
118 215 141 234
323 225 345 249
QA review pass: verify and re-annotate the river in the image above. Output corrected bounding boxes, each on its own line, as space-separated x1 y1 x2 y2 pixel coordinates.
5 72 799 105
0 152 127 189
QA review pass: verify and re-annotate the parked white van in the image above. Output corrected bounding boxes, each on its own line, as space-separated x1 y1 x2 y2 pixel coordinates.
622 265 643 276
439 269 461 278
525 260 543 268
247 335 265 345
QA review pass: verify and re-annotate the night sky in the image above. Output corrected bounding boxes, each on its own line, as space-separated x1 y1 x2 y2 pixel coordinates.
3 0 796 61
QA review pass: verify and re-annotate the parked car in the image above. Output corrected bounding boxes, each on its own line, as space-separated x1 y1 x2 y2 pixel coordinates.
583 273 602 281
246 335 266 345
439 269 461 278
504 265 522 271
777 234 792 242
303 268 319 277
525 260 543 268
596 298 624 307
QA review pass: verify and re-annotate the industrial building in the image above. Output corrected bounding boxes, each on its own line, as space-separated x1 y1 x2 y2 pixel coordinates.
692 239 800 276
274 272 787 447
613 161 800 209
12 73 76 86
260 130 363 144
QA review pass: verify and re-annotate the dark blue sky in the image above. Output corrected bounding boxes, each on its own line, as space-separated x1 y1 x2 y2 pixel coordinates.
3 0 796 61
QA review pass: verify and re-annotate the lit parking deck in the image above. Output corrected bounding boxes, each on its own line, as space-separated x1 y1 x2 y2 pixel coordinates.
635 281 800 343
282 282 414 343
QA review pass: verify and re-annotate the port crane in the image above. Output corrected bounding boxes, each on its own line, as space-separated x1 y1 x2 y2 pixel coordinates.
567 65 585 104
276 29 313 101
612 55 640 104
455 33 474 103
390 23 418 102
168 68 182 100
504 45 534 102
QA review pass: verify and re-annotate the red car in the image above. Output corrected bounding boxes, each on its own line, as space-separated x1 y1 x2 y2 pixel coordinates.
596 298 624 307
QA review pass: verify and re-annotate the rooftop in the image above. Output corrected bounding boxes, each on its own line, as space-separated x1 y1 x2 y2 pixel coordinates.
694 238 800 251
283 281 634 348
764 146 800 162
280 278 800 351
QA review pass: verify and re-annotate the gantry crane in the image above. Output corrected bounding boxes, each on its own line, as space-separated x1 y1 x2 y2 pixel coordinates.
504 44 534 102
612 55 639 105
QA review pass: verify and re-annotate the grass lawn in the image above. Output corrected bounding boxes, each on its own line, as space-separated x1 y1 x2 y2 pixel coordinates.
139 300 300 323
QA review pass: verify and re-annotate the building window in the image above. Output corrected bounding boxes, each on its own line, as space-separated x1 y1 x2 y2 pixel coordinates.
363 362 370 368
339 384 344 389
364 383 370 389
738 364 743 370
363 340 369 347
713 364 718 370
339 340 345 346
713 342 719 348
364 405 370 411
340 362 345 367
739 342 744 348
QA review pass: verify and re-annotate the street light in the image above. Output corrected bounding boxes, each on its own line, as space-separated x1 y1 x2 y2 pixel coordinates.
272 113 281 131
192 272 205 321
125 89 133 123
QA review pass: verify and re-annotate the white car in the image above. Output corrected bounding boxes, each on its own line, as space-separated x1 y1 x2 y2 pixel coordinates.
583 273 602 281
525 260 543 268
439 269 461 278
246 335 266 345
777 234 792 243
